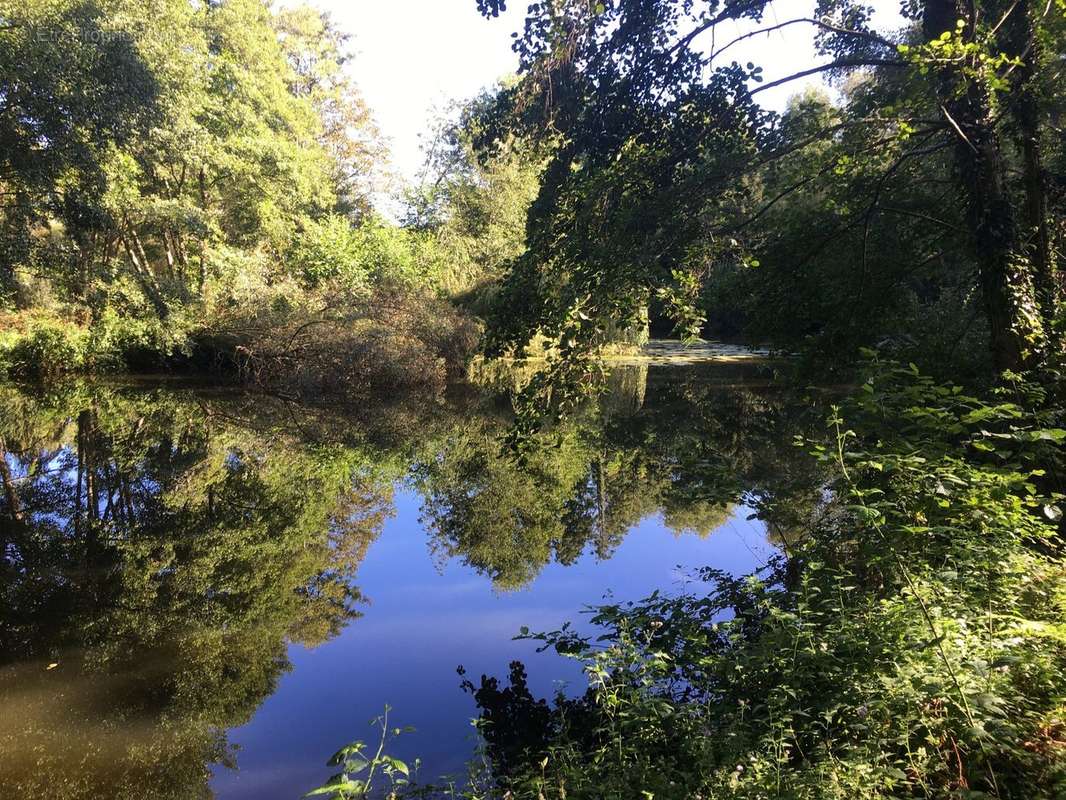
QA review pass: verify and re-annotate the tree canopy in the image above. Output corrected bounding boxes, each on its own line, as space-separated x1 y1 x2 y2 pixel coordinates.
471 0 1064 381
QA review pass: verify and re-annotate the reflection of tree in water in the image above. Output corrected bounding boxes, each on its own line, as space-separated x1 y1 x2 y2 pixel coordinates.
0 384 394 799
413 364 827 591
662 500 733 538
0 367 829 795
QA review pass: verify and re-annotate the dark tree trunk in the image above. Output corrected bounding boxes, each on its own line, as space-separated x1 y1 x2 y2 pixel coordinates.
78 409 101 563
923 0 1046 373
1000 1 1059 343
0 441 21 574
0 440 22 522
198 167 208 296
1020 107 1057 338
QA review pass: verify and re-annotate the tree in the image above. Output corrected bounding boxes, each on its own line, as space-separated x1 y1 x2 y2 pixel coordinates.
477 0 1064 375
0 0 158 301
2 0 387 319
274 4 387 221
407 88 543 300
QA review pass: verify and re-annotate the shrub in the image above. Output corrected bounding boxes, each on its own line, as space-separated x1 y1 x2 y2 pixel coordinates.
194 282 481 397
0 316 87 378
288 215 372 292
87 308 193 371
287 216 421 293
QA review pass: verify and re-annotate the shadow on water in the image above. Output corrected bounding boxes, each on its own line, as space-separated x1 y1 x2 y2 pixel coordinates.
0 362 828 798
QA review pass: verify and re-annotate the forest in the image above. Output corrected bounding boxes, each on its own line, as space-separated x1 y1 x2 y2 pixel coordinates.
1 0 1065 798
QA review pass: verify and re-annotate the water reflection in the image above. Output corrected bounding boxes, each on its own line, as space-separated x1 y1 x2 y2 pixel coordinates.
0 383 393 798
414 365 820 590
0 364 824 798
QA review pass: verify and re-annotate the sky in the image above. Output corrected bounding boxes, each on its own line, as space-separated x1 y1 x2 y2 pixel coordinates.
315 0 907 186
321 0 526 187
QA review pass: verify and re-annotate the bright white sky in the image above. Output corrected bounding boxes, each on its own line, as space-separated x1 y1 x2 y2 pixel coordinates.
314 0 906 185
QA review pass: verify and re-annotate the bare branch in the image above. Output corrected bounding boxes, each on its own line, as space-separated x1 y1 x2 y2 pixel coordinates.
939 104 978 153
749 58 906 96
708 17 896 65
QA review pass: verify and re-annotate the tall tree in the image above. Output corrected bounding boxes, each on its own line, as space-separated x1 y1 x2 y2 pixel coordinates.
478 0 1065 374
274 4 386 221
2 0 383 318
0 0 158 300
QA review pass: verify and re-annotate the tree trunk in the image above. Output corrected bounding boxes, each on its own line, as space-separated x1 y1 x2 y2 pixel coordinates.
198 167 209 296
120 221 168 318
0 440 22 522
923 0 1046 373
78 409 102 567
162 228 178 280
1000 2 1059 344
76 231 94 299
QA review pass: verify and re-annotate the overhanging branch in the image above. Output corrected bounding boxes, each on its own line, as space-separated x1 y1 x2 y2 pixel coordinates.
749 58 906 96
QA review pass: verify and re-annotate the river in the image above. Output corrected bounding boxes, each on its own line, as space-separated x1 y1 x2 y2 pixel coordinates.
0 359 821 799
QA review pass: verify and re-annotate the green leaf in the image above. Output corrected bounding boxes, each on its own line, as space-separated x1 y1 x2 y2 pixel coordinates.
327 743 365 767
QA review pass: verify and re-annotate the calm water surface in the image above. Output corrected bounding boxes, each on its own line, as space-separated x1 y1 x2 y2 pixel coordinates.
0 362 817 799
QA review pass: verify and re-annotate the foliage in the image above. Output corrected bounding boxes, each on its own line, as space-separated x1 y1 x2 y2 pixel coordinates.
1 0 484 394
0 315 88 377
273 3 387 221
407 87 544 303
457 362 1066 799
0 307 191 377
5 2 1066 797
473 0 1065 397
197 281 481 398
0 0 159 298
307 707 420 799
87 307 193 369
288 214 377 292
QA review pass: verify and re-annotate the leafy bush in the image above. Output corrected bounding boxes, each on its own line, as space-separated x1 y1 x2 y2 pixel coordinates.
0 307 198 377
307 708 423 799
288 215 422 292
87 308 192 371
194 282 481 397
0 316 87 377
288 215 374 292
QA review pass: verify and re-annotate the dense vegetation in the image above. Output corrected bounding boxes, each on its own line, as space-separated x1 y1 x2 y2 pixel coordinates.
3 0 1064 380
2 0 1066 798
0 0 543 394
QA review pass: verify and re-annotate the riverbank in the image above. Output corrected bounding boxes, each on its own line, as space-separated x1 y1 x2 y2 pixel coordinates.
0 285 481 397
1 302 774 398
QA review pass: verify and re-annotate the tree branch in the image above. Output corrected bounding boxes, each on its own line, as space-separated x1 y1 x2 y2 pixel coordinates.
708 17 896 65
749 58 906 96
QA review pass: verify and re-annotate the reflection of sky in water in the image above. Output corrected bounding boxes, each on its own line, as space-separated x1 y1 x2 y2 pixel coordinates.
210 488 773 799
